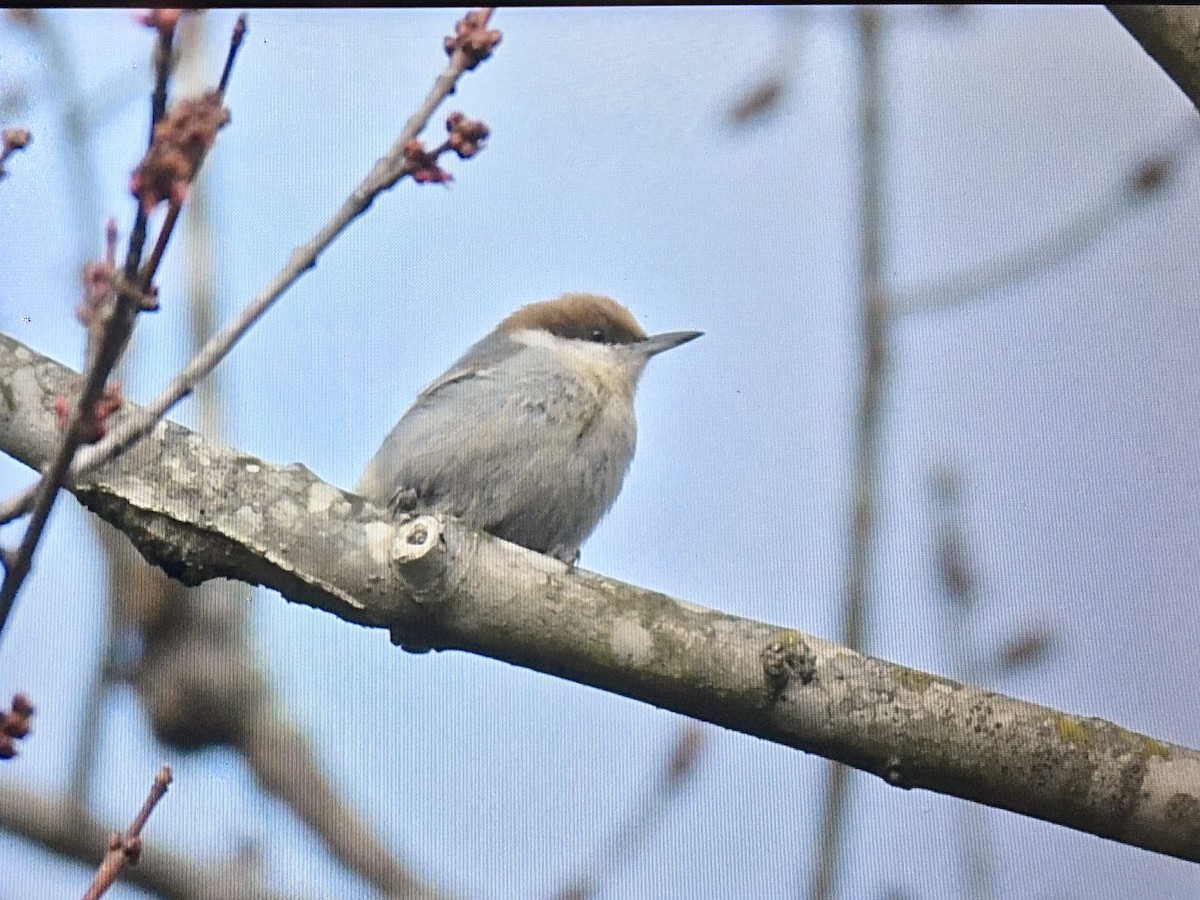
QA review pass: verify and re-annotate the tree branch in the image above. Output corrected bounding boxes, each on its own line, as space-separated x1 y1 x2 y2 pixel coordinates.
0 779 290 900
890 117 1200 316
550 724 708 899
1109 6 1200 115
81 765 173 900
1 331 1198 864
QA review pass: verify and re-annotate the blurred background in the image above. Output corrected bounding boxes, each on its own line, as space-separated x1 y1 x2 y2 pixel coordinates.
1 6 1199 898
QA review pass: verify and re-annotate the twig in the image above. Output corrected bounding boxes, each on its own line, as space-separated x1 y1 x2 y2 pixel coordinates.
0 15 246 625
128 14 246 292
15 10 135 819
891 117 1200 315
63 559 114 815
0 271 136 633
146 12 175 149
136 198 182 287
550 724 708 900
218 13 247 95
80 765 172 900
809 8 887 900
123 12 179 283
928 466 995 900
0 777 287 899
241 700 449 897
0 16 191 637
0 8 500 529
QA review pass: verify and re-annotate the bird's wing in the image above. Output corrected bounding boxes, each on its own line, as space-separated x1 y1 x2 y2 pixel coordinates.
355 340 599 520
414 331 524 401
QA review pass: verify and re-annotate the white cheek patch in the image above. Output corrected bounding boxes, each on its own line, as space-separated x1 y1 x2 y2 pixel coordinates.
511 329 639 398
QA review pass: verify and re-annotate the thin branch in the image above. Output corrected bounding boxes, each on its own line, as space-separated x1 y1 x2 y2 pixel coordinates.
809 8 888 900
130 16 245 294
0 12 249 626
0 8 501 529
241 704 449 897
80 765 171 900
891 118 1200 316
843 1 887 710
0 778 289 900
136 198 182 288
928 466 995 900
550 724 708 899
0 278 136 633
0 17 195 638
64 615 110 813
16 11 144 818
218 13 247 95
123 14 178 285
64 15 245 808
147 13 175 148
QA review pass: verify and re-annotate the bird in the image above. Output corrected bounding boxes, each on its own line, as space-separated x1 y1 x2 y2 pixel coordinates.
356 292 701 565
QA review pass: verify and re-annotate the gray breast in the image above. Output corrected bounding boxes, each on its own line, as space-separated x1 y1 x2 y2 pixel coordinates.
356 343 637 563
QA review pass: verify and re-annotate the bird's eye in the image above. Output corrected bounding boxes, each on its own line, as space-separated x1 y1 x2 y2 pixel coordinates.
589 328 606 342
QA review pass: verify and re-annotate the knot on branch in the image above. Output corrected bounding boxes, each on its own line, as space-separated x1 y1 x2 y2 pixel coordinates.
385 514 447 653
761 631 817 695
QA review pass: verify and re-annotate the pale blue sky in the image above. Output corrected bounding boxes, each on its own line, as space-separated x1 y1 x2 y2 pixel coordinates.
1 7 1199 898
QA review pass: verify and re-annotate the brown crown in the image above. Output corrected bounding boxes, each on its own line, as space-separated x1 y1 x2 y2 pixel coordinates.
498 293 647 344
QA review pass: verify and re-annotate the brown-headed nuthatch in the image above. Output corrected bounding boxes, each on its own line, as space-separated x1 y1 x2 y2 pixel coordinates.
356 293 701 564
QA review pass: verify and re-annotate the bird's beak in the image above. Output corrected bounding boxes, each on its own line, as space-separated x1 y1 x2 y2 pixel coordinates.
641 330 703 356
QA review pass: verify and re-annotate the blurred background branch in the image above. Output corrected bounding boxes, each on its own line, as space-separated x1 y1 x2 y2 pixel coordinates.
808 7 888 899
891 118 1200 315
550 724 708 900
